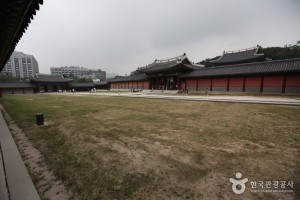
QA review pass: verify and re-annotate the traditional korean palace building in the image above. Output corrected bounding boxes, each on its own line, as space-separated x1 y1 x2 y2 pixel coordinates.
1 46 300 96
30 74 72 92
109 47 300 94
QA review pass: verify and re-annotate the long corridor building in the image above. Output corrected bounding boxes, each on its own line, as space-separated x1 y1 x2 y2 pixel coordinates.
109 47 300 94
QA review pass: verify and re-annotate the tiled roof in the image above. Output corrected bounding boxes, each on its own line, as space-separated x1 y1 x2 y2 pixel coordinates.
0 0 43 70
108 74 148 83
94 80 108 86
0 82 35 88
138 54 202 74
68 82 95 87
182 58 300 78
30 74 73 83
210 47 265 64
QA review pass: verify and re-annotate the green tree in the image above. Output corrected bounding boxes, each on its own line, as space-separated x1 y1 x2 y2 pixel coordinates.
130 69 142 76
260 41 300 60
72 76 93 83
0 74 24 82
196 56 220 67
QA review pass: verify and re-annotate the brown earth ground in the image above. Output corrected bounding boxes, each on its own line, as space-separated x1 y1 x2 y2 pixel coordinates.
0 104 71 200
0 94 299 200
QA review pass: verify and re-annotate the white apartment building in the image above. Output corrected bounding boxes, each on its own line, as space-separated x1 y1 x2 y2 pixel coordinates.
50 66 106 80
1 51 39 78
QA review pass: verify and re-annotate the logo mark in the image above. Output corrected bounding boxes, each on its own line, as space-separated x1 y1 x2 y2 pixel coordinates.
230 172 248 194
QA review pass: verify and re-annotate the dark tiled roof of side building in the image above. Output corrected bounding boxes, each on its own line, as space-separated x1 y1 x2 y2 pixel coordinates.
0 82 35 88
30 74 73 83
182 58 300 78
108 74 148 83
94 80 108 86
209 47 265 64
68 82 95 87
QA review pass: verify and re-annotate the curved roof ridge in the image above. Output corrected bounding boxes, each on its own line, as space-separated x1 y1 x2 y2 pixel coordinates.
181 58 300 78
137 53 193 72
223 46 258 54
211 57 300 68
108 73 148 83
154 53 186 63
210 46 265 64
31 73 73 82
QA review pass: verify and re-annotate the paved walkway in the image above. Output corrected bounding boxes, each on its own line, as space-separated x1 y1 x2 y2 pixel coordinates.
0 110 40 200
0 145 9 200
60 92 300 106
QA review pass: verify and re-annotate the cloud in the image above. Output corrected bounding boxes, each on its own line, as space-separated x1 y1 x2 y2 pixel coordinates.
16 0 300 75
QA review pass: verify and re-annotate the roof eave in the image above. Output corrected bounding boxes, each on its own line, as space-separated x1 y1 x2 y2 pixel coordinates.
0 0 44 71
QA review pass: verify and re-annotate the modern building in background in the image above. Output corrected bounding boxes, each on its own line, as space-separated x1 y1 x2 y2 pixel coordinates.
1 51 39 78
50 66 106 80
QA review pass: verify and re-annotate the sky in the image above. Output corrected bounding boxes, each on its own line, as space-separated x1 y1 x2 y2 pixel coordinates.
16 0 300 75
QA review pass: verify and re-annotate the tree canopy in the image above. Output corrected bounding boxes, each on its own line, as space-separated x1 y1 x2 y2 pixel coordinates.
0 73 25 82
71 77 93 83
258 41 300 60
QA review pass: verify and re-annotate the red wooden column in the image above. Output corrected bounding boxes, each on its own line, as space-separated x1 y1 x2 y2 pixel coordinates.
196 78 199 91
210 78 213 91
260 76 264 93
285 74 300 94
242 77 246 92
282 75 287 93
227 77 230 92
177 76 180 89
263 75 284 94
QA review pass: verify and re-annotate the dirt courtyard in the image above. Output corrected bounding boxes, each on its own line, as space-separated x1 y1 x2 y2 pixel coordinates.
1 94 299 199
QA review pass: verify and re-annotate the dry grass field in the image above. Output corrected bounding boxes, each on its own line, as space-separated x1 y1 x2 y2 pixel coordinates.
1 94 299 199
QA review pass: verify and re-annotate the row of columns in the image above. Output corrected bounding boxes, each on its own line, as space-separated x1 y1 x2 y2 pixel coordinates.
150 75 181 90
183 75 288 93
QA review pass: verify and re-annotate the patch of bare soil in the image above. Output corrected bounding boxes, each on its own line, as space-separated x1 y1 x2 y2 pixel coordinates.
0 104 72 200
56 109 298 199
2 95 298 199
